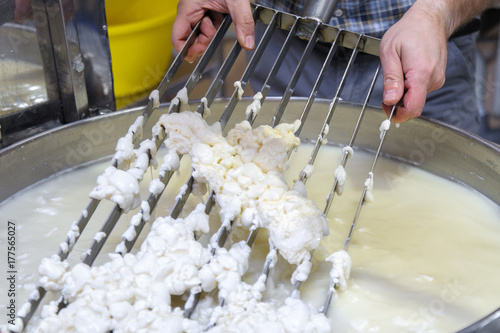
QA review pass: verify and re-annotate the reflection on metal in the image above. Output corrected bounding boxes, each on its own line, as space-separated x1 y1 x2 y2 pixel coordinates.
73 0 114 115
0 0 114 148
0 24 50 115
34 0 88 122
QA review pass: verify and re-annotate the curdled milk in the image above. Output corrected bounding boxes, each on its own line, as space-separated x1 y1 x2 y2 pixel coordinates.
1 143 500 332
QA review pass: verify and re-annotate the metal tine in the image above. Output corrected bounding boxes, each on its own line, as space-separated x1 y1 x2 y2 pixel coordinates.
229 17 326 261
320 104 397 315
204 12 301 251
166 8 265 229
244 23 345 292
323 63 381 217
185 10 284 319
247 34 368 301
216 7 278 128
244 34 366 299
184 17 306 318
270 19 321 128
201 10 280 246
294 31 342 136
251 14 300 110
159 7 265 245
174 8 277 226
114 14 244 256
298 34 364 184
203 20 345 324
25 15 231 323
245 17 324 251
290 63 381 295
344 103 396 252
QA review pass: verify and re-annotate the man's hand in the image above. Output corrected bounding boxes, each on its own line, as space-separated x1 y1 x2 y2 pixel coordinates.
380 0 495 122
379 5 448 122
171 0 255 63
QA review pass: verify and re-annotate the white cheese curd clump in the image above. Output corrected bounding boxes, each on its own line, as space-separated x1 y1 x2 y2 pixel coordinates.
208 281 331 333
379 119 391 140
30 109 335 332
234 81 244 100
245 92 263 120
168 87 189 114
326 249 352 292
113 115 143 169
364 171 375 203
157 111 325 266
37 254 69 292
35 208 213 332
89 166 141 213
149 89 160 108
334 165 347 195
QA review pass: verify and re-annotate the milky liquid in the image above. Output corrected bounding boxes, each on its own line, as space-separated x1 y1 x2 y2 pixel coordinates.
1 144 500 332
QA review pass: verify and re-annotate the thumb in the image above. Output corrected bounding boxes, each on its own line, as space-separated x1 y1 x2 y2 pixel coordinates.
226 0 255 50
379 49 405 107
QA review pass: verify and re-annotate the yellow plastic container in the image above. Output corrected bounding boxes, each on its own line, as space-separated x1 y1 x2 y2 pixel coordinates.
105 0 178 108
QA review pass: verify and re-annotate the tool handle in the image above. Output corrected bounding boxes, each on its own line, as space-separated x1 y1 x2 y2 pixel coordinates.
301 0 340 23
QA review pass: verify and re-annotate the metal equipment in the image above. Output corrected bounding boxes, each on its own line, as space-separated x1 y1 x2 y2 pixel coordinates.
0 0 114 148
6 2 394 329
3 2 500 333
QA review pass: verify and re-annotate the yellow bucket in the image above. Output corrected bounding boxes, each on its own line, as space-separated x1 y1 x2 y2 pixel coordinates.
105 0 178 108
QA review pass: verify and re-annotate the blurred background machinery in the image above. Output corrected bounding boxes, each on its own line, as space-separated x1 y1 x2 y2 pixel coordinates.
0 0 499 149
0 0 178 147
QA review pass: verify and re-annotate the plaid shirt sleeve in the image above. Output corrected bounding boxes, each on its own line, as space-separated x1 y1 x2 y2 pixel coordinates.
256 0 416 39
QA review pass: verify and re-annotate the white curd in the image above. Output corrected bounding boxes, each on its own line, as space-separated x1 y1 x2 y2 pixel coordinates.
1 117 500 333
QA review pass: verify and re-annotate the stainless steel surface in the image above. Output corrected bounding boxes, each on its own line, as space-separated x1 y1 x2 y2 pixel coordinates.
301 0 340 23
0 0 114 147
2 2 500 331
73 0 114 114
254 4 380 56
1 99 499 213
33 0 89 123
1 99 500 332
0 24 49 115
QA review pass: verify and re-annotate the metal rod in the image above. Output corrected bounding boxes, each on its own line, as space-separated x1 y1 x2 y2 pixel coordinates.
218 11 276 128
298 34 364 184
301 0 341 23
258 17 300 102
295 31 341 136
323 63 381 216
344 104 396 252
320 104 397 316
270 19 321 127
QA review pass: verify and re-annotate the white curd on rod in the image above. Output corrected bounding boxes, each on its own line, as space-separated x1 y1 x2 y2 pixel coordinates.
1 128 500 333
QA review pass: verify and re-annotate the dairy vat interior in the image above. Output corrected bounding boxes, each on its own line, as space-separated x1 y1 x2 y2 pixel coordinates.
1 99 500 332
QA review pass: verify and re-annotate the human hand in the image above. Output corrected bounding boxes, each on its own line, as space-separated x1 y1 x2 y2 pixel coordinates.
379 5 448 123
171 0 255 63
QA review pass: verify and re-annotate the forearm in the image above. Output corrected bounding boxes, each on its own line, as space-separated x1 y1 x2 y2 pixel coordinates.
409 0 496 38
